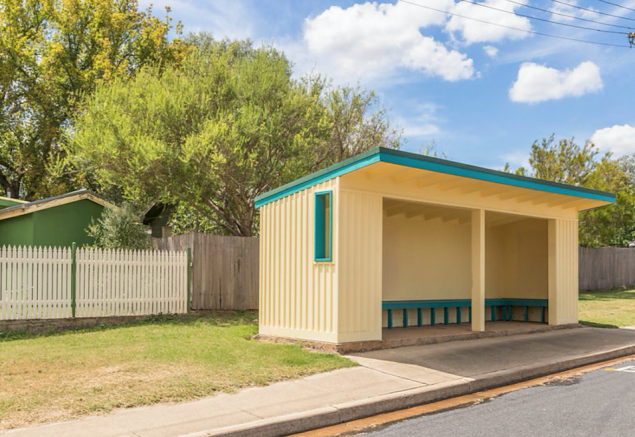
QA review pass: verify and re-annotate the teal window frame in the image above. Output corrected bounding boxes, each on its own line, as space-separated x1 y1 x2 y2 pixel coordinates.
314 191 333 262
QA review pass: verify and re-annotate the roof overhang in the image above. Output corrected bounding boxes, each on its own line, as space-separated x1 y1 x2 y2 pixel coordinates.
0 196 28 208
0 189 114 221
254 147 615 210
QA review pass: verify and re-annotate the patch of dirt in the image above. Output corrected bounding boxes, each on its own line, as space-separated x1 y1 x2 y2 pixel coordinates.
542 375 581 386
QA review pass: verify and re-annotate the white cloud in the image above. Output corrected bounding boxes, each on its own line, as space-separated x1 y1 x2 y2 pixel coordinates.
591 125 635 157
549 0 598 23
396 103 443 137
302 1 475 82
509 61 603 103
139 0 254 40
446 0 532 44
501 150 530 170
483 45 498 58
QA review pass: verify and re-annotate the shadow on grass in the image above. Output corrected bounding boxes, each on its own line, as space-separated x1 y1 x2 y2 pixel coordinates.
579 289 635 301
0 310 258 343
579 320 620 329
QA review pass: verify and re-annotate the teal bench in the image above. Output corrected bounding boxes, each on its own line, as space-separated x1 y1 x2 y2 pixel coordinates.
382 298 548 328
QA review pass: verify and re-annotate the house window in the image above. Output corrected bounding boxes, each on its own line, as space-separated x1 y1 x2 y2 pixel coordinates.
314 191 332 262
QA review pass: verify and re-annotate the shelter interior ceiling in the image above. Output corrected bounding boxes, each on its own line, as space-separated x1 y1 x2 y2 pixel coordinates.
358 163 607 212
383 199 471 225
383 199 531 228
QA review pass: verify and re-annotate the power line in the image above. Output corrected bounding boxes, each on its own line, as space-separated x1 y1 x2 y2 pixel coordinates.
548 0 635 23
457 0 628 34
597 0 635 13
398 0 631 48
501 0 634 30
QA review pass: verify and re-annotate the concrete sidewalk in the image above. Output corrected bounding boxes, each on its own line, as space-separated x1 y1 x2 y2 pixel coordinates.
4 327 635 437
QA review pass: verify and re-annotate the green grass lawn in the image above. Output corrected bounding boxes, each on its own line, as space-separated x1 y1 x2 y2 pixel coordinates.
579 288 635 328
0 312 355 430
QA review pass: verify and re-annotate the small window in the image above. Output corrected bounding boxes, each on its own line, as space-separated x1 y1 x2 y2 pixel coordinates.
314 191 332 262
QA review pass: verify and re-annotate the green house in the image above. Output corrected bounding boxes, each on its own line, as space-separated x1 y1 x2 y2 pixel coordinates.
0 196 27 210
0 189 112 248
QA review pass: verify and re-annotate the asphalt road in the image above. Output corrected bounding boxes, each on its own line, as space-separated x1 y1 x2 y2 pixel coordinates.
357 360 635 437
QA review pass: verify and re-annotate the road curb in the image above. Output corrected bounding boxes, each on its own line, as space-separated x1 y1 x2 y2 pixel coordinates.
185 344 635 437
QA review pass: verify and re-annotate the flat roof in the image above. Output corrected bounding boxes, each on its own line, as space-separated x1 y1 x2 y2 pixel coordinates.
254 147 616 208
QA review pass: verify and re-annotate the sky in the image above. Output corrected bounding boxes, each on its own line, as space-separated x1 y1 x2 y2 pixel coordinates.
140 0 635 171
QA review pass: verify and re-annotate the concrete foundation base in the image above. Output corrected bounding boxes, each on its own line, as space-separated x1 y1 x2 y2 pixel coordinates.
257 322 583 354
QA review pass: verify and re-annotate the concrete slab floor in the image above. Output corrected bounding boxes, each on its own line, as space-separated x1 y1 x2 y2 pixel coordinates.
351 327 635 378
381 321 548 341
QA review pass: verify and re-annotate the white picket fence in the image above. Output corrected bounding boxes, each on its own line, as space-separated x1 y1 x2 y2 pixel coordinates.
0 246 189 321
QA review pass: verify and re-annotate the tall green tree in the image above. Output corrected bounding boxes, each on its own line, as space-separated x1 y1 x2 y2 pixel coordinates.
517 135 600 184
69 38 400 236
309 84 401 170
507 135 635 247
0 0 186 199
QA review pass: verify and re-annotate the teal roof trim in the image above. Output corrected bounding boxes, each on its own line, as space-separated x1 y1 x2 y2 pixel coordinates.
254 147 616 208
378 148 615 203
254 149 381 208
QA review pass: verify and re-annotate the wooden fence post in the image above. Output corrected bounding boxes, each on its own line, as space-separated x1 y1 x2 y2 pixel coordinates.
71 242 77 318
187 247 192 312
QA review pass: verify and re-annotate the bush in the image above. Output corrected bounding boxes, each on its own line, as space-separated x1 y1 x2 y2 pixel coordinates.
87 203 151 250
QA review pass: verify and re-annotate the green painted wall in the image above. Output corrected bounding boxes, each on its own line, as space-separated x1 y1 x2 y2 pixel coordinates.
0 200 104 248
0 214 35 246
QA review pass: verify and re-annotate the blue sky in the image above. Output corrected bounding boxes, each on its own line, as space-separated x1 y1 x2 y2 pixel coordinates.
141 0 635 170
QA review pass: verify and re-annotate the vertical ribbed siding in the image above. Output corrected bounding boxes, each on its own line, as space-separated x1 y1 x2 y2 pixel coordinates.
259 181 338 342
548 218 579 325
337 189 383 342
562 218 578 322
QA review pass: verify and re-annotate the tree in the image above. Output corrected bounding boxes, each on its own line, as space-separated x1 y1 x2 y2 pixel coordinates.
521 135 600 185
617 154 635 186
507 135 635 247
308 84 401 170
167 202 217 235
0 0 187 200
69 37 400 237
418 139 447 159
87 203 151 249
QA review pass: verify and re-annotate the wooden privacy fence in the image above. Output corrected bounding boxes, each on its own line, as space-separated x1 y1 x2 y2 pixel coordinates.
153 233 259 310
579 246 635 291
0 245 189 320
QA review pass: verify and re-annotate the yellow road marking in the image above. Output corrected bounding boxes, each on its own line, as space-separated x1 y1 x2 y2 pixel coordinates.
291 354 635 437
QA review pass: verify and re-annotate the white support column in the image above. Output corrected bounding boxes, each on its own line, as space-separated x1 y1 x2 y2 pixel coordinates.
471 209 485 332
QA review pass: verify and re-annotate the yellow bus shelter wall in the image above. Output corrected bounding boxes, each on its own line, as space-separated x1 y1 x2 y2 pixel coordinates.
383 213 471 301
486 218 548 300
259 161 585 345
549 218 579 325
336 189 383 342
259 180 340 343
